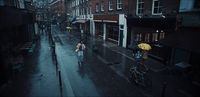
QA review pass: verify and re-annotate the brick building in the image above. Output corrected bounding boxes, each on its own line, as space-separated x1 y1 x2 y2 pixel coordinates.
127 0 180 63
49 0 66 30
92 0 129 47
68 0 128 47
68 0 92 35
0 0 36 85
160 0 200 76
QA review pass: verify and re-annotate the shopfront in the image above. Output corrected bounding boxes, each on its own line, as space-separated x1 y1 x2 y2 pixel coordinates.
93 14 128 46
127 17 176 63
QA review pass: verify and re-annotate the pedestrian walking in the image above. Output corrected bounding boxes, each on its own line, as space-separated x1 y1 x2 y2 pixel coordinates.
75 40 86 65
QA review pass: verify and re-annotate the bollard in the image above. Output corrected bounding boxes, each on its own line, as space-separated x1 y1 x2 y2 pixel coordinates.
161 81 167 97
58 70 63 97
58 70 62 88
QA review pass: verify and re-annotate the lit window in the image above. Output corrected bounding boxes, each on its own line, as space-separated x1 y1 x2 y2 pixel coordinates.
136 33 142 41
117 0 123 10
152 33 158 42
159 31 165 40
109 0 113 11
145 33 150 42
136 0 144 15
152 0 162 15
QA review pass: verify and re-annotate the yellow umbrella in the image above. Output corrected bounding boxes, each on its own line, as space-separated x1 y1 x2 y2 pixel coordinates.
137 43 151 51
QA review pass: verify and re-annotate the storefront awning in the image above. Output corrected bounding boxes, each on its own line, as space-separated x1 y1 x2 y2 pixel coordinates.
72 19 88 24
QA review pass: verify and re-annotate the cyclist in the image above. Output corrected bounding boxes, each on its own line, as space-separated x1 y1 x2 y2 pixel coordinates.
75 40 86 65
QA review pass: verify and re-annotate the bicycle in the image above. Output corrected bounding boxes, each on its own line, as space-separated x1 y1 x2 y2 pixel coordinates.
129 62 152 87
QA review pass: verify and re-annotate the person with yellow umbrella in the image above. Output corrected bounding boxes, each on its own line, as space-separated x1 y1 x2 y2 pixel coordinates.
137 42 152 71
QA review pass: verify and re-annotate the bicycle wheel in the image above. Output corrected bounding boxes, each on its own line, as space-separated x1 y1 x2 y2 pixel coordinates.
144 74 152 87
130 70 139 84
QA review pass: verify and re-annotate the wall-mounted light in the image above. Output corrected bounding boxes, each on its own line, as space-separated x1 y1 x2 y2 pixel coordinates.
161 12 166 18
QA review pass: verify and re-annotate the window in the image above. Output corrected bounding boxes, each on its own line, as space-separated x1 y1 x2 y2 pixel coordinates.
136 33 142 41
117 0 122 10
96 23 103 36
145 33 150 42
89 7 92 14
83 8 85 15
136 0 144 15
152 33 158 42
108 0 113 11
152 0 162 15
107 26 119 41
194 0 200 9
19 0 25 9
179 0 194 12
101 1 104 11
179 0 200 12
0 0 4 6
96 3 99 12
159 31 165 40
87 7 89 15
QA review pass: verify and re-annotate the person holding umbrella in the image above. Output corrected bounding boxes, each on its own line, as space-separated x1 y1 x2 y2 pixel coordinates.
137 42 152 71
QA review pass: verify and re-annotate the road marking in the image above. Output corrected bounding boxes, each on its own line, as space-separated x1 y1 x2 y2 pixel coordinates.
96 54 109 64
111 50 135 61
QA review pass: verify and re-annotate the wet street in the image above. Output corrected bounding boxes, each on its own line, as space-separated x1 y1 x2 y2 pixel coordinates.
51 25 144 97
0 25 144 97
1 0 200 97
0 25 199 97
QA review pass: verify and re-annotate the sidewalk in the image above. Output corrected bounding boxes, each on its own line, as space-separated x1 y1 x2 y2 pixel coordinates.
0 35 61 97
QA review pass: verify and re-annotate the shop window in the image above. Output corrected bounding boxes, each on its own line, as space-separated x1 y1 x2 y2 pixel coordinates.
136 33 142 41
96 23 103 36
108 26 119 41
159 31 165 40
152 33 158 42
145 33 150 42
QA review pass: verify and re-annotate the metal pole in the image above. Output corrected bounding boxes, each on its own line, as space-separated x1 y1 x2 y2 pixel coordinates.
58 70 62 88
161 82 167 97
